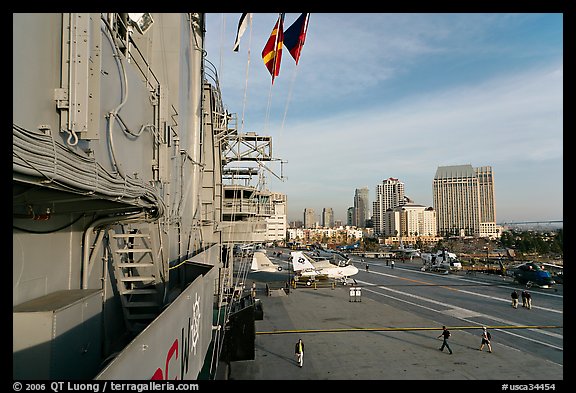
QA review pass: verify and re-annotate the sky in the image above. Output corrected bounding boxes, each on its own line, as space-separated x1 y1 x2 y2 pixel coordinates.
203 13 563 224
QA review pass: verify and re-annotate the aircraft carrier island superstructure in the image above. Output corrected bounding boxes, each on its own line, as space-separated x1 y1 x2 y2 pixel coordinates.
13 13 277 380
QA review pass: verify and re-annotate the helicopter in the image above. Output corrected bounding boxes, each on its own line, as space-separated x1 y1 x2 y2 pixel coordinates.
511 261 555 288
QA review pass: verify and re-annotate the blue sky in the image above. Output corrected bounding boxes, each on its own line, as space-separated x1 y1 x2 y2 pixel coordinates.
204 13 563 224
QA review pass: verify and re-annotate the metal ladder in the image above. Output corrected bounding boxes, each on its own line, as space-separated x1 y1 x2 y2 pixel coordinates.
110 229 162 334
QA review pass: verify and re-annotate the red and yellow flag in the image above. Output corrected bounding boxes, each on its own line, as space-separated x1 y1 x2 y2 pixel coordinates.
262 13 285 84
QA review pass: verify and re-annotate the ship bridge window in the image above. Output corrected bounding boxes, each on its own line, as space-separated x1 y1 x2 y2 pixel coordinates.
224 189 238 198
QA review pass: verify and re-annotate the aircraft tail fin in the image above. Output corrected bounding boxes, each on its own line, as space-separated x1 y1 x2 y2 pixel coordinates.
291 251 316 271
251 255 259 271
252 251 281 272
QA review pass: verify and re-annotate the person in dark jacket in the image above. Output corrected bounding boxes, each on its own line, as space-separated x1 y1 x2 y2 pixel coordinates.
295 338 305 367
525 291 532 309
521 290 527 307
511 290 519 308
437 326 453 354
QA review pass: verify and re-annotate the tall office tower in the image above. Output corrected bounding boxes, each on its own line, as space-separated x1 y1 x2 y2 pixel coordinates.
303 208 315 229
373 178 405 236
433 164 497 238
353 187 370 228
476 166 496 222
347 207 354 226
322 207 334 228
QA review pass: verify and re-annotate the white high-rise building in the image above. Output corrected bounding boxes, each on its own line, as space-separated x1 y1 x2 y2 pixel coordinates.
433 164 498 238
373 178 405 236
266 192 288 243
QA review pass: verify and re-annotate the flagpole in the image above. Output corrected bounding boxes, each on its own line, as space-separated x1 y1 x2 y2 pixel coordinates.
272 13 284 84
297 13 310 66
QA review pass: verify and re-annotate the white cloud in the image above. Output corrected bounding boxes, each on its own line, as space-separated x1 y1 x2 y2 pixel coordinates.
272 62 562 220
206 13 563 222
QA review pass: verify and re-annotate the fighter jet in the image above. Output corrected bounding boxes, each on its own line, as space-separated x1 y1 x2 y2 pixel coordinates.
290 251 358 285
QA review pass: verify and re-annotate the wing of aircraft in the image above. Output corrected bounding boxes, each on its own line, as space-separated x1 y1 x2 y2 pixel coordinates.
311 247 351 264
291 251 358 285
251 250 283 272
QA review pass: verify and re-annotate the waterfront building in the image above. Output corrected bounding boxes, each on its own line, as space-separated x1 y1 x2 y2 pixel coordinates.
433 164 499 238
383 203 437 238
287 226 364 245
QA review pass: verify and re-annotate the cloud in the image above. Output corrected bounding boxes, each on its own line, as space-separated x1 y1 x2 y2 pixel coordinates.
206 13 563 222
271 62 562 219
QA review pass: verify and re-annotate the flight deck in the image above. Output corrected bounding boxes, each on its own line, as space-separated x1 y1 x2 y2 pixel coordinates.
222 251 563 383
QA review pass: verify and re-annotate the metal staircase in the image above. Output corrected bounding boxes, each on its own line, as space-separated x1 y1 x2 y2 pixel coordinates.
109 229 162 334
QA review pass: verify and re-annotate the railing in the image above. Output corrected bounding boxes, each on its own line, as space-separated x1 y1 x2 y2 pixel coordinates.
222 200 259 216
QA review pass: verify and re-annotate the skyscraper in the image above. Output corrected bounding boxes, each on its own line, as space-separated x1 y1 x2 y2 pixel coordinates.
346 207 354 226
373 178 405 236
433 164 497 238
322 207 334 228
303 208 315 229
353 187 370 228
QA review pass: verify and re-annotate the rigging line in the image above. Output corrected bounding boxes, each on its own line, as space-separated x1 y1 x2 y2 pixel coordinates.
217 13 225 87
263 76 274 136
239 15 253 133
278 63 299 168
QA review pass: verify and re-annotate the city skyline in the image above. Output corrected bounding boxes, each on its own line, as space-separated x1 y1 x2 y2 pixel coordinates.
204 13 563 223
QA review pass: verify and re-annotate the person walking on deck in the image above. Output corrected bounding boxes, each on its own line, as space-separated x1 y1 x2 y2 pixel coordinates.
525 291 532 309
479 327 493 353
295 338 305 367
521 290 527 308
437 326 453 354
511 290 519 308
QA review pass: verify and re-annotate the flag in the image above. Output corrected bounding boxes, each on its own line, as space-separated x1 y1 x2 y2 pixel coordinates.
233 13 252 52
283 13 309 65
262 13 285 84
